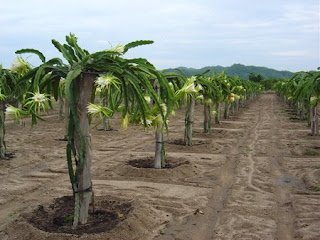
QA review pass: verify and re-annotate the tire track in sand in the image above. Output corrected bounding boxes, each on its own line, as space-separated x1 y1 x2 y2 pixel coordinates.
213 94 298 240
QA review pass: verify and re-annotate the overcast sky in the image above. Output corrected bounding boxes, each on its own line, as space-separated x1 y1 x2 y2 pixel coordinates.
0 0 319 72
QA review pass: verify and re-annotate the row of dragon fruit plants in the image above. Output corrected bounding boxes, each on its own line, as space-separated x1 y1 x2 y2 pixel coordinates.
273 68 320 136
0 34 263 228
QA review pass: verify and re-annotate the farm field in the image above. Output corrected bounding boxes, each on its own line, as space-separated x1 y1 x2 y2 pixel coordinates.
0 93 319 240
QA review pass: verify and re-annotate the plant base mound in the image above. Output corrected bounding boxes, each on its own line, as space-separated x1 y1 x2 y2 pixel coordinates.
167 138 206 146
127 156 190 169
113 156 198 179
29 196 132 235
0 152 15 160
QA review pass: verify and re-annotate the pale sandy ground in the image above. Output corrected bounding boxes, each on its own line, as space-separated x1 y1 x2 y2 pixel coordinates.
0 93 319 240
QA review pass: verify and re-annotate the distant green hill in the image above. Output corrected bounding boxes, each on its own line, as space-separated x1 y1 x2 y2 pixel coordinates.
163 64 294 80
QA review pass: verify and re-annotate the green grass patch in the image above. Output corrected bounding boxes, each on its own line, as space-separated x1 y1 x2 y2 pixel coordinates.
244 147 253 152
64 215 74 222
314 181 320 192
304 148 320 156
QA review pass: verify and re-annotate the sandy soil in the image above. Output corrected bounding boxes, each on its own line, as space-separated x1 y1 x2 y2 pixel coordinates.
0 93 319 240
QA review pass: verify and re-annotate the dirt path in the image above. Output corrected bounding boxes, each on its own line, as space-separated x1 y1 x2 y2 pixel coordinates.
212 94 298 239
0 93 320 240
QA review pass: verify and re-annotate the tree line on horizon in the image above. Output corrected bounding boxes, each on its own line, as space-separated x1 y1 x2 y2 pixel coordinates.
164 63 293 81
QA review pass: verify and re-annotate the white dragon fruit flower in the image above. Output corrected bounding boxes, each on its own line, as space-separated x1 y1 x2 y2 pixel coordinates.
5 106 16 115
185 83 197 93
121 114 130 129
175 76 198 99
87 103 100 114
196 84 203 92
95 87 102 93
310 96 318 104
141 117 153 126
25 91 50 114
160 103 167 115
11 59 23 71
5 105 24 122
31 92 47 103
196 95 204 100
96 76 111 89
168 82 175 91
96 73 119 89
145 118 153 125
11 57 29 74
188 76 197 83
109 44 125 55
144 95 151 104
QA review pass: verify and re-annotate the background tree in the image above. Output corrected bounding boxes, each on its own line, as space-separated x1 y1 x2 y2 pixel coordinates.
0 58 32 158
249 73 264 83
